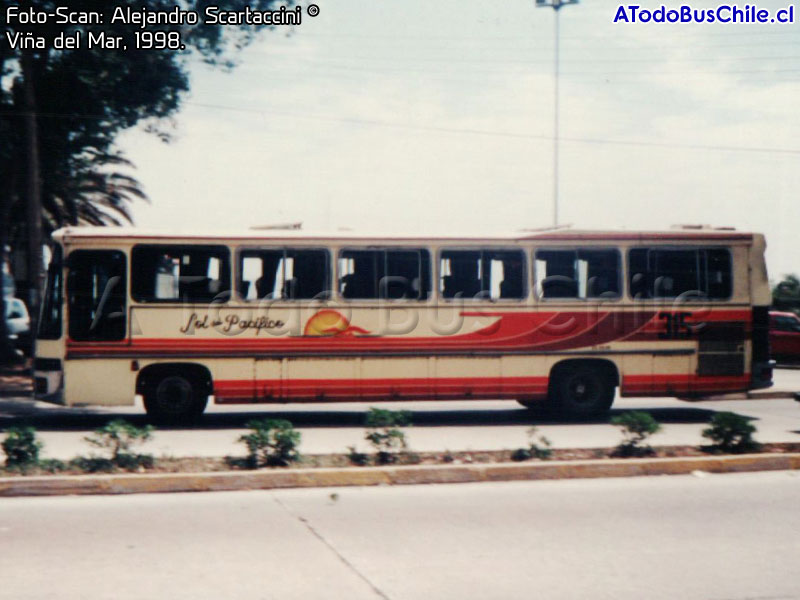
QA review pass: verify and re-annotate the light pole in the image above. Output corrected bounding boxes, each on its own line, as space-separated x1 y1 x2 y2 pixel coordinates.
535 0 578 227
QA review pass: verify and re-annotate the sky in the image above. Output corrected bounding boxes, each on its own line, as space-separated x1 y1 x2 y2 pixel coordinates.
117 0 800 281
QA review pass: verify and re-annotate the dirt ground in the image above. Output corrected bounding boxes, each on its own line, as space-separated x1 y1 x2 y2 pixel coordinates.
3 443 800 478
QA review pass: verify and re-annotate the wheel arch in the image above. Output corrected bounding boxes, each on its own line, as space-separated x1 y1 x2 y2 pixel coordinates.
548 358 620 389
135 363 213 398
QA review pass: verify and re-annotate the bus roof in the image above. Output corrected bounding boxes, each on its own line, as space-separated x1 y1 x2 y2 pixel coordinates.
51 226 758 244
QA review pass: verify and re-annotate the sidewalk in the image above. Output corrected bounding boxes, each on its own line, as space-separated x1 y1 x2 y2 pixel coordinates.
0 363 32 398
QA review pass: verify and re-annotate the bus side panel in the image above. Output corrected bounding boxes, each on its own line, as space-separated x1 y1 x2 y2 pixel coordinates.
254 358 281 402
500 355 549 400
361 357 431 400
208 358 256 403
619 354 654 396
655 352 692 396
434 356 501 400
64 360 136 406
283 357 359 401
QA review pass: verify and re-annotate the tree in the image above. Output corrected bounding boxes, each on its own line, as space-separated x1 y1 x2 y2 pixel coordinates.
772 274 800 315
0 0 287 360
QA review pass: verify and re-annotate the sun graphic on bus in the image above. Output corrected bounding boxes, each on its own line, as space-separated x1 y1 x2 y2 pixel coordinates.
303 310 371 337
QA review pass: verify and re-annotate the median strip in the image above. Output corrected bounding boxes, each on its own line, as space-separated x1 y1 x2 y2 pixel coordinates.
2 453 799 497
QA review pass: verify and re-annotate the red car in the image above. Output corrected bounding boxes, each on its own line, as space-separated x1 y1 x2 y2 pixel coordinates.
770 311 800 362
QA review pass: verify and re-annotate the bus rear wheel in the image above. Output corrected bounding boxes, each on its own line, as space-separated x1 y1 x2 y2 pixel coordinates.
549 364 615 420
144 374 208 425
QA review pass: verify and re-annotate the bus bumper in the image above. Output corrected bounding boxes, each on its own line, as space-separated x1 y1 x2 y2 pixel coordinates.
750 360 775 391
33 357 65 405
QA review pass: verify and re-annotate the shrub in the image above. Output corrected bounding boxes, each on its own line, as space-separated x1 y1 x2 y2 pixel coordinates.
702 412 760 454
38 458 68 473
510 447 532 462
364 408 412 464
511 427 553 462
239 419 301 467
346 445 369 466
611 411 661 457
69 456 117 473
84 419 154 470
2 426 43 469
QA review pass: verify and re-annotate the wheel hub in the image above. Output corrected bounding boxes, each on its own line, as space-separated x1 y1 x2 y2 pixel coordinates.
156 376 193 415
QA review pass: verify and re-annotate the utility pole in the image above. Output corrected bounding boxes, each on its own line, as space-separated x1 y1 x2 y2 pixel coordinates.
535 0 578 227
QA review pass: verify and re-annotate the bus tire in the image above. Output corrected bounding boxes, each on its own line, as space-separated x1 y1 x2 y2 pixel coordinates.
143 373 208 425
549 363 615 420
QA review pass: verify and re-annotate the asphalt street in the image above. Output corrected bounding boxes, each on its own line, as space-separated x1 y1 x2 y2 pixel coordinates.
1 471 799 599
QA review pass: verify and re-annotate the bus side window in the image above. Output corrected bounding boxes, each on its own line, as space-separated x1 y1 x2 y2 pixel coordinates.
536 250 578 299
239 249 330 301
339 249 430 300
441 249 524 301
440 251 481 300
579 249 620 298
628 247 731 300
132 245 231 303
490 251 525 300
535 248 619 300
339 251 378 299
285 250 329 299
705 249 732 299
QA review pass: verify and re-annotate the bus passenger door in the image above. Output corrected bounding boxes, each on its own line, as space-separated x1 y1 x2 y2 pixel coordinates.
67 250 127 342
64 249 132 407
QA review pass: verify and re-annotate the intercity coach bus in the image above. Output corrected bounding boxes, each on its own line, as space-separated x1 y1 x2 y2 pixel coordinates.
34 226 774 422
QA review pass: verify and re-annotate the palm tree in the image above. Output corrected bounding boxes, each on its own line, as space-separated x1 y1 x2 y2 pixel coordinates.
45 152 148 230
1 147 146 365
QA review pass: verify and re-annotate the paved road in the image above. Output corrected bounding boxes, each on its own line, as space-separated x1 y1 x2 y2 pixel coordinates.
1 471 799 599
0 369 798 461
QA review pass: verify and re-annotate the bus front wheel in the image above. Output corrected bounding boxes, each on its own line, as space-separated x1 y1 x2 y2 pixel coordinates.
549 364 615 420
144 374 208 425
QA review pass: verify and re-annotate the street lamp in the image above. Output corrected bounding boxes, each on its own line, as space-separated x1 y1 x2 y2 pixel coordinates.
535 0 578 227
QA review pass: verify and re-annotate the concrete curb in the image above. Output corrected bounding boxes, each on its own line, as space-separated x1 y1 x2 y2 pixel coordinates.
2 453 799 497
747 390 799 400
697 390 797 401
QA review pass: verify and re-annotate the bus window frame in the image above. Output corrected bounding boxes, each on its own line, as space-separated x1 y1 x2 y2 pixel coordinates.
66 248 128 342
533 246 622 303
336 246 433 303
38 243 64 340
437 247 529 303
235 246 332 302
130 243 232 305
626 245 733 302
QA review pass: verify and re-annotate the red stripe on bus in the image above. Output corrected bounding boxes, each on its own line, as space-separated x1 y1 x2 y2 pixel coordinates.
622 374 750 395
213 376 550 402
209 373 750 403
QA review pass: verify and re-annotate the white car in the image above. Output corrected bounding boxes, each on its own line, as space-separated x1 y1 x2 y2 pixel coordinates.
5 297 31 355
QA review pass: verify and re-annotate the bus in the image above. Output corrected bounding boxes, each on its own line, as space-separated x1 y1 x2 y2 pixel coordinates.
34 226 774 423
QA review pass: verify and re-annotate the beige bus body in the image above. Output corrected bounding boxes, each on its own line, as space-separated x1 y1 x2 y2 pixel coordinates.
34 227 773 421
